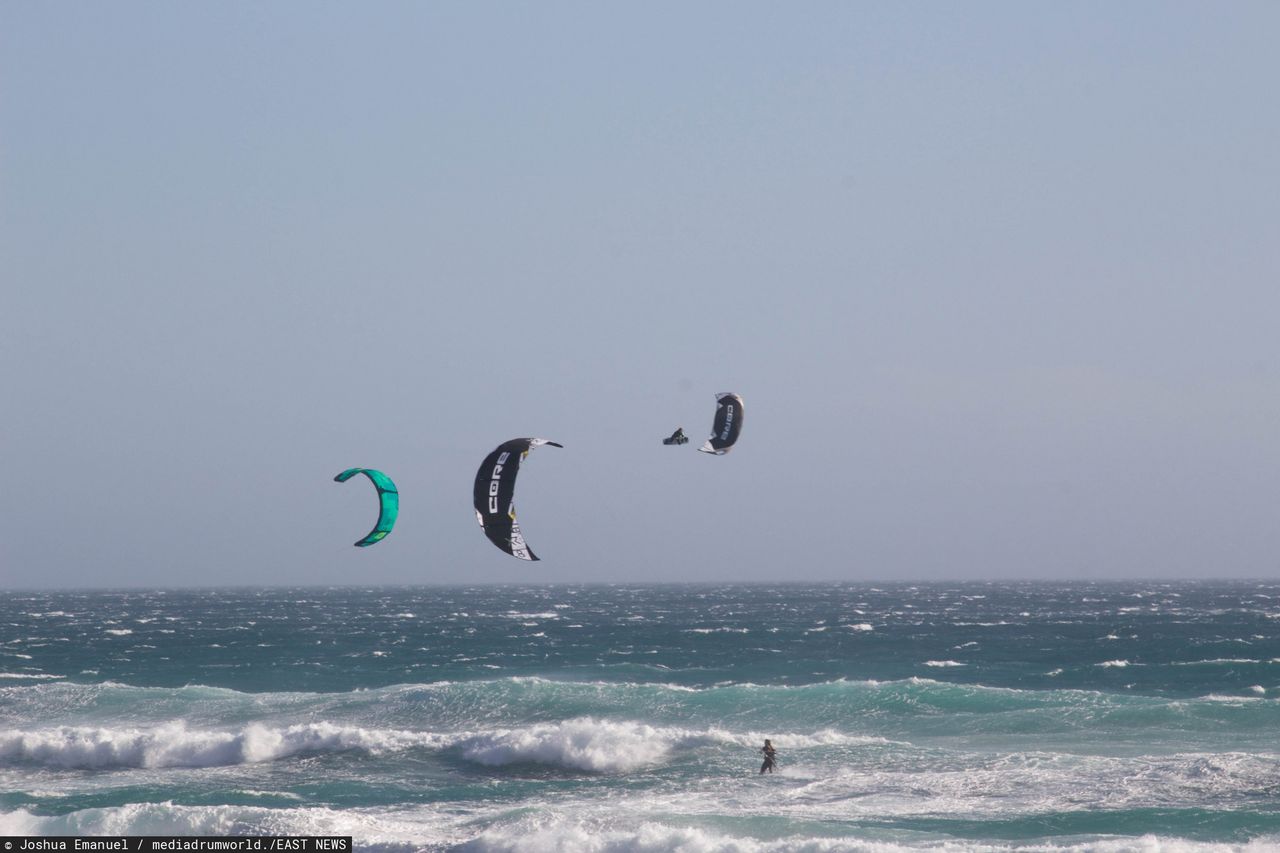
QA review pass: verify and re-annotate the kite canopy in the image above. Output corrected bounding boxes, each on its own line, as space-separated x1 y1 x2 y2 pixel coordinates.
472 438 562 561
333 468 399 547
698 393 744 455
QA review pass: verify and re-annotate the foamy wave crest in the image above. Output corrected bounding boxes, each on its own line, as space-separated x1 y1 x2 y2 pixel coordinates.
699 727 891 750
455 718 885 773
1170 658 1262 666
0 721 449 769
458 718 677 772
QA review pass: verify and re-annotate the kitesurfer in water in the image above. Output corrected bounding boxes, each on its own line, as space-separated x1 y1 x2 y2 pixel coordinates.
664 427 687 445
759 739 776 774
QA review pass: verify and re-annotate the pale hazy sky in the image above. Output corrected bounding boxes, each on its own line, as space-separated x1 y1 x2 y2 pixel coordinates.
2 2 1278 588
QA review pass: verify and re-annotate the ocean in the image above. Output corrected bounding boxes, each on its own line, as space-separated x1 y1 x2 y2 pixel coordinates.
3 582 1280 851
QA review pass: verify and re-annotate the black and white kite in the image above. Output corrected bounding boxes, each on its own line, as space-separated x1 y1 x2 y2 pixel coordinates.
473 438 562 560
698 393 744 455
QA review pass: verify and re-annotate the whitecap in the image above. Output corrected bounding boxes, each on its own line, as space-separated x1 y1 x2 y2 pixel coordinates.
457 718 671 773
0 721 451 770
1170 658 1260 666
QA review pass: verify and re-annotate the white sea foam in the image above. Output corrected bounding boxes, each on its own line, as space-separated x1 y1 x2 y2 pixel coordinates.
922 660 966 667
465 820 968 852
0 804 440 849
739 749 1280 829
844 623 874 632
16 802 1268 853
461 820 1280 853
7 742 1280 850
0 722 450 769
1198 694 1266 704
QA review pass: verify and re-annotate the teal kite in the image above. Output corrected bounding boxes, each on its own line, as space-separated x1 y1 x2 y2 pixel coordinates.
333 468 399 547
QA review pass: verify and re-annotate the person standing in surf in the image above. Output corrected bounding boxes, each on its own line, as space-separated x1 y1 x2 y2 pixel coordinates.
759 739 777 774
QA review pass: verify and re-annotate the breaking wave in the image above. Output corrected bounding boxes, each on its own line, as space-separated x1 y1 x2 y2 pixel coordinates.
0 722 450 769
453 718 882 773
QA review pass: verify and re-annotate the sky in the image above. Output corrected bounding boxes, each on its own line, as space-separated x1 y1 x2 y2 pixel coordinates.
2 2 1278 588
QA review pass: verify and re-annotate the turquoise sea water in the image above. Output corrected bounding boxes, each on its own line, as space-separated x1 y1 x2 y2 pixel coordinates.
3 582 1280 850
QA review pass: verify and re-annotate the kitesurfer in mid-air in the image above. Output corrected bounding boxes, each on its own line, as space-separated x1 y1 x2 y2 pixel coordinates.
759 739 777 774
663 427 687 446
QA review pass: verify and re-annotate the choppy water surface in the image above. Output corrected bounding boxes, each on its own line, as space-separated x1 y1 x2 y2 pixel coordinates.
4 582 1280 850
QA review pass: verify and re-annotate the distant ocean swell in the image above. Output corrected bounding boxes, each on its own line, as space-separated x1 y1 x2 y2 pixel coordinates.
8 677 1280 736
